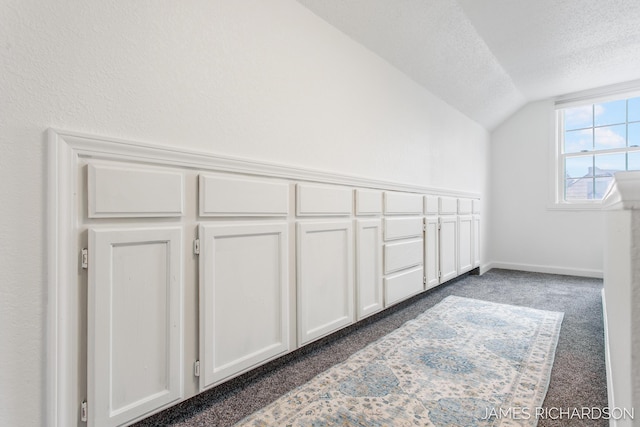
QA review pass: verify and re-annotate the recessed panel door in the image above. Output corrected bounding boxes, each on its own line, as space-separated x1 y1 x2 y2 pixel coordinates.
88 227 183 427
356 219 383 320
425 216 439 289
297 221 354 345
199 223 289 390
439 216 458 283
458 215 473 274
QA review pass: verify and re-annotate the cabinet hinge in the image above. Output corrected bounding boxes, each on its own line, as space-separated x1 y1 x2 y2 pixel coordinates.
81 400 88 422
423 276 427 285
194 360 200 377
193 239 200 255
438 271 442 278
81 248 88 270
422 224 427 232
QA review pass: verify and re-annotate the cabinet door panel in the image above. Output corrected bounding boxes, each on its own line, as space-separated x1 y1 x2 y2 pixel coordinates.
458 215 473 274
384 266 424 306
356 219 383 320
439 216 458 283
425 216 439 289
473 215 481 268
383 217 423 241
88 227 183 427
384 239 423 274
199 223 289 389
297 221 354 345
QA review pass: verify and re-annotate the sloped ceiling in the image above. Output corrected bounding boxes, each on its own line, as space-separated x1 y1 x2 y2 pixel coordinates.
297 0 640 130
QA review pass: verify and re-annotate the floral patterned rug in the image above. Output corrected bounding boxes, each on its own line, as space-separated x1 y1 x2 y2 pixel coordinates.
234 295 563 427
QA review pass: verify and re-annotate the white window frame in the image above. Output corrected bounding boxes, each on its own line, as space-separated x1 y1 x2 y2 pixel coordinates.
549 84 640 210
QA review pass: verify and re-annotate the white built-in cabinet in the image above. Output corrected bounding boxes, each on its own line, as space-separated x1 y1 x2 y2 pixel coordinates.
49 131 481 427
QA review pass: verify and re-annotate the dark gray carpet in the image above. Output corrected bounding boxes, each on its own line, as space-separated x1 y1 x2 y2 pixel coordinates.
134 269 607 426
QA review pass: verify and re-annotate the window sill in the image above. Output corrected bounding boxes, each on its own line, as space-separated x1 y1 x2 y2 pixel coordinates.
546 201 604 211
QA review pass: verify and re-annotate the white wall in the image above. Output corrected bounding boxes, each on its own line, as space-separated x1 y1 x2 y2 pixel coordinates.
0 1 489 425
489 99 603 277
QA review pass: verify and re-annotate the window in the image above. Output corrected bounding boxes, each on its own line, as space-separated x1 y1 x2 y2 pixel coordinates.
557 95 640 203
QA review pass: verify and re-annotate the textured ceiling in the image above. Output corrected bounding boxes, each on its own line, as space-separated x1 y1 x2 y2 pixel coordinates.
297 0 640 130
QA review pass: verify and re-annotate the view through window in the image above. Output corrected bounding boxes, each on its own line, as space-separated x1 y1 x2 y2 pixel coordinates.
560 96 640 201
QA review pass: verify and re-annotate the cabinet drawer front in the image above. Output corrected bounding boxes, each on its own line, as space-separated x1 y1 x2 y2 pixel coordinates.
384 191 423 215
439 196 458 215
384 239 423 274
88 164 183 218
355 189 382 215
424 195 439 215
473 199 481 214
297 184 353 216
384 267 424 306
458 198 473 214
199 174 289 216
384 217 423 241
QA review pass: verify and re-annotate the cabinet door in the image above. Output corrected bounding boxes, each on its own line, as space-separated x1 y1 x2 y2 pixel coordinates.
356 219 383 320
88 227 183 427
439 216 458 283
473 215 481 268
199 223 289 390
458 215 473 274
297 221 354 345
424 216 439 289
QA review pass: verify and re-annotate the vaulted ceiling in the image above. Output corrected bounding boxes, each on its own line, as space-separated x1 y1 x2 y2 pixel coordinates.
297 0 640 130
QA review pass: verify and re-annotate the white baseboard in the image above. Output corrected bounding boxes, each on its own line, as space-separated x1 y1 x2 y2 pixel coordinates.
483 261 603 279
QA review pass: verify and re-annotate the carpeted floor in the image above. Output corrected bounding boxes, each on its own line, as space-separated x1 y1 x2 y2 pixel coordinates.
134 269 607 427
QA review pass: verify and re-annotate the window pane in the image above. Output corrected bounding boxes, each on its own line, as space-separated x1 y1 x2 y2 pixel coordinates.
564 129 592 153
564 105 592 130
595 177 615 199
595 99 626 126
629 122 640 147
595 153 625 176
565 156 593 200
594 124 626 150
629 152 640 171
629 97 640 122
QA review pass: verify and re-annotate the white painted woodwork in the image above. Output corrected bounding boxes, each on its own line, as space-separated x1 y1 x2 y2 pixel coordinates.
355 189 383 215
296 183 353 216
383 217 423 241
458 198 473 214
424 195 439 215
198 223 289 389
384 266 424 306
439 196 458 215
473 215 481 268
425 216 440 289
199 174 289 216
458 215 473 274
355 219 383 320
383 191 424 215
472 199 481 214
439 216 458 282
88 164 184 218
297 221 354 345
384 239 423 274
88 227 183 427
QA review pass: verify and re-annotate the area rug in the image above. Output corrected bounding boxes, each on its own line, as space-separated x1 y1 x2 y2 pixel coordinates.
234 295 564 427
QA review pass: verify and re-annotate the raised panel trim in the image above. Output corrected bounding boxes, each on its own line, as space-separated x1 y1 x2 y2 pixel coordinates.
439 216 458 283
88 164 184 218
198 222 289 390
383 217 423 241
355 189 383 215
296 184 353 216
199 174 289 217
88 227 183 427
384 239 423 274
296 221 354 345
424 195 439 215
458 198 473 214
458 215 474 274
384 266 424 306
355 219 383 320
439 196 458 215
384 191 424 215
473 215 481 268
425 216 440 289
